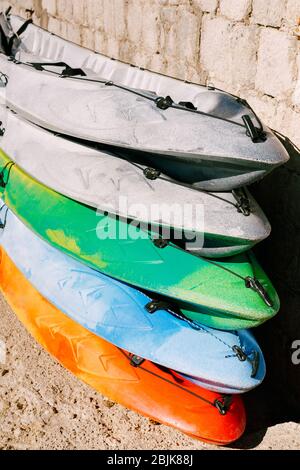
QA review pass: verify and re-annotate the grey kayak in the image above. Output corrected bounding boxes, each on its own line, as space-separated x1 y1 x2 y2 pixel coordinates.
0 12 289 192
0 105 271 258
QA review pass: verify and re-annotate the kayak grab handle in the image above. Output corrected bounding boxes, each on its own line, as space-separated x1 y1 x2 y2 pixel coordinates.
245 277 273 307
5 6 12 16
0 204 8 229
232 188 251 216
250 351 259 378
29 62 87 78
178 101 197 111
242 114 267 143
214 395 232 415
0 72 8 87
0 161 15 189
0 121 5 135
232 346 259 378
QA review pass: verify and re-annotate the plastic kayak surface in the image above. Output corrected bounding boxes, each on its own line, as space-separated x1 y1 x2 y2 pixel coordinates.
0 13 289 191
0 247 246 445
0 203 266 393
0 106 271 258
0 149 280 329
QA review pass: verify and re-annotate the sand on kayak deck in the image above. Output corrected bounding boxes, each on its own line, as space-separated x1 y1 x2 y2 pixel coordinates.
0 293 299 451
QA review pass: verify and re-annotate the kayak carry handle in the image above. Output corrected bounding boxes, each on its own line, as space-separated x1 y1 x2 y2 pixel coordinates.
0 72 8 87
232 346 247 362
245 277 273 307
232 188 251 216
0 14 32 56
214 395 232 415
29 61 87 78
15 18 32 38
0 161 15 189
232 346 260 378
242 114 267 143
0 120 5 135
250 351 259 378
0 204 8 229
178 101 197 111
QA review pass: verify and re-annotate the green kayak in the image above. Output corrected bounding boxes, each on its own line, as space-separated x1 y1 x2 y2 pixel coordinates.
0 149 279 329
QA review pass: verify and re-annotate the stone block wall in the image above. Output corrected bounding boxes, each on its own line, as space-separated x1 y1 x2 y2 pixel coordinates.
0 0 299 145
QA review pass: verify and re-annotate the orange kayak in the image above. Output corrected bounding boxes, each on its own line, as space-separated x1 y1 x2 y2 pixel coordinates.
0 247 246 445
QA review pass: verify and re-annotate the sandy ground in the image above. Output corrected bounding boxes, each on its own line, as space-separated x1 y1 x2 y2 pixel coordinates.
0 294 299 451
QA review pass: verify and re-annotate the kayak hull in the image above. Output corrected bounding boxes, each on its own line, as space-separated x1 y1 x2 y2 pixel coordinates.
0 203 266 393
0 247 246 445
0 106 272 258
0 13 289 191
0 149 280 329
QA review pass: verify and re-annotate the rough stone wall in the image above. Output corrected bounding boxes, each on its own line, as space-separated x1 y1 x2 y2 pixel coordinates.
1 0 299 145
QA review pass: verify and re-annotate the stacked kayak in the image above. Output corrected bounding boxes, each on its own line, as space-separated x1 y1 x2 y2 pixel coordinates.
0 205 266 394
0 248 246 445
0 13 289 191
0 107 272 259
0 9 288 444
0 148 279 331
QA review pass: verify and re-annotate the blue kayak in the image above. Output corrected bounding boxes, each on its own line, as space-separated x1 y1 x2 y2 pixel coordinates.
0 202 266 393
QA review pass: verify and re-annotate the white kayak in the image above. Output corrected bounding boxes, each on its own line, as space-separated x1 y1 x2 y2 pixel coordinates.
0 106 271 258
0 11 289 192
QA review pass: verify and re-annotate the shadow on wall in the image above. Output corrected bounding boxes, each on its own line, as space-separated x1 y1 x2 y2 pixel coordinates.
231 134 300 449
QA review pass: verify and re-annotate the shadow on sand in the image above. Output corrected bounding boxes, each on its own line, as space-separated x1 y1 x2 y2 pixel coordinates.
230 133 300 449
